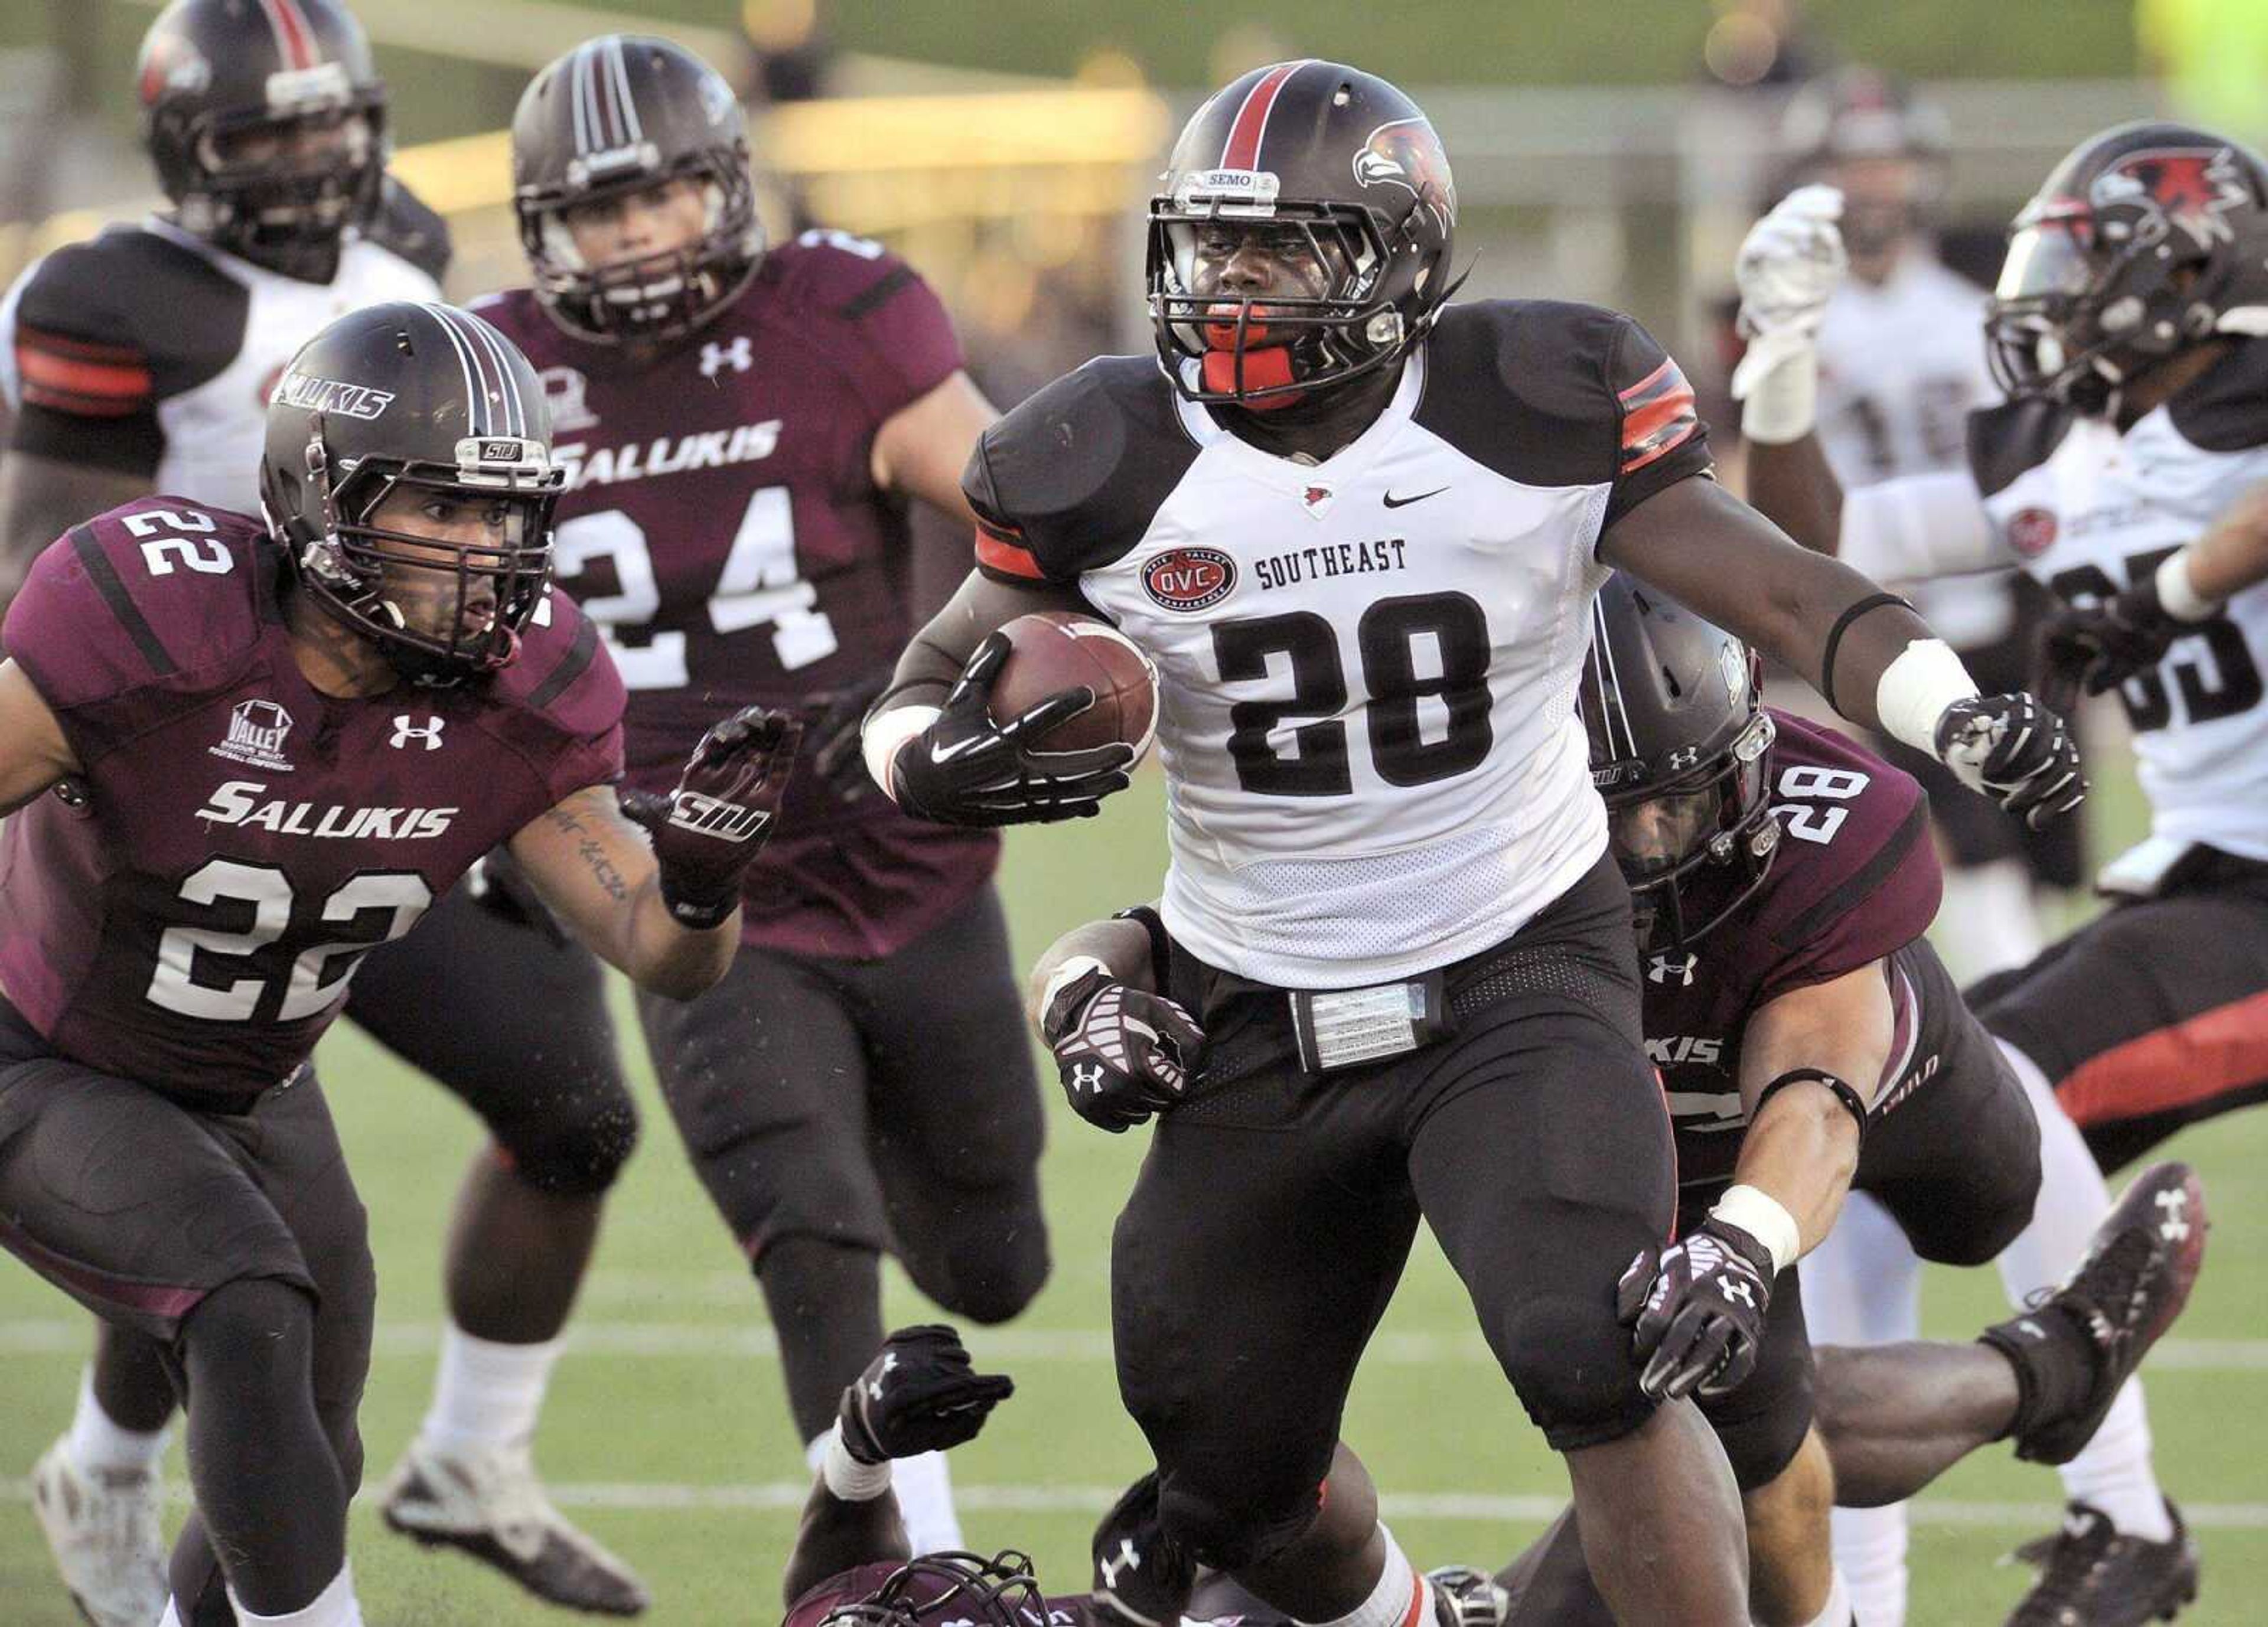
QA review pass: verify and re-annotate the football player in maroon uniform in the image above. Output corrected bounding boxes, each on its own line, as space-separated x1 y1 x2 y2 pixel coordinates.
1 5 656 1618
0 300 797 1627
1027 578 2205 1627
459 34 1045 1560
862 59 2083 1627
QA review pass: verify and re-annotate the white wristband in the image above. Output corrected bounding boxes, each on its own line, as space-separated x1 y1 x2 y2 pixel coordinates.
1041 955 1110 1019
861 703 941 804
1711 1183 1801 1274
820 1423 894 1501
1873 637 1980 757
1735 341 1819 445
2156 549 2221 622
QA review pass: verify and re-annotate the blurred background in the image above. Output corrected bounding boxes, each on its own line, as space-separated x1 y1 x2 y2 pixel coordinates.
5 4 2268 1622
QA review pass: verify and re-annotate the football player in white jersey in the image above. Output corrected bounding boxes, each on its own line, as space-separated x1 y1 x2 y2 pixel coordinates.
1736 119 2268 1624
1780 67 2083 985
861 62 2082 1627
0 2 647 1618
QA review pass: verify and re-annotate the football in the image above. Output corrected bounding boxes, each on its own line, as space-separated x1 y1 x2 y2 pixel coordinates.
989 611 1159 758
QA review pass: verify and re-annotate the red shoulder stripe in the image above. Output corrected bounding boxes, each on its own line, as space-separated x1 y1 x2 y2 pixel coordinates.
1617 358 1698 474
974 521 1046 582
18 330 154 415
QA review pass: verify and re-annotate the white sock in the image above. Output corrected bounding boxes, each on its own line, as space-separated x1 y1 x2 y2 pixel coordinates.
1990 1042 2172 1543
1800 1192 1921 1627
64 1365 169 1476
1933 859 2045 984
1302 1527 1431 1627
159 1603 184 1627
227 1562 363 1626
1801 1566 1855 1627
417 1323 563 1457
894 1449 963 1555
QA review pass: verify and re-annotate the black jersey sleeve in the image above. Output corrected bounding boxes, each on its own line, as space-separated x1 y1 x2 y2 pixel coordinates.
962 356 1200 586
1600 312 1710 528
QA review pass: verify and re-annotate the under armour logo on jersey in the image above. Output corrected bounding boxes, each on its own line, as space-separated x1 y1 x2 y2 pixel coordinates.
2156 1186 2192 1242
390 715 445 751
1647 953 1698 986
866 1351 898 1401
700 337 754 377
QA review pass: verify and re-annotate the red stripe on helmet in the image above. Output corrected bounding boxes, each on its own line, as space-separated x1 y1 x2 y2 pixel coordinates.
260 0 321 70
1219 61 1307 171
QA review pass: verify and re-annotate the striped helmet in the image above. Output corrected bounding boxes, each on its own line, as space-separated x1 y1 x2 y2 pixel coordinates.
259 302 561 684
510 35 762 345
1148 60 1458 406
1579 573 1780 953
135 0 388 276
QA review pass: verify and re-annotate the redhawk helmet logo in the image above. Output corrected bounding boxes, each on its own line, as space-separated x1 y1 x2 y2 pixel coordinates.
2091 145 2252 248
1352 117 1457 233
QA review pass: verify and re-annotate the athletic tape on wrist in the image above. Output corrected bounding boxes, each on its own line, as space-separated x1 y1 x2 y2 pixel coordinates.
2156 549 2221 622
1875 638 1981 758
1754 1066 1870 1143
1039 955 1110 1040
1710 1183 1801 1276
820 1424 894 1501
1817 592 1911 717
1738 345 1819 445
861 704 940 803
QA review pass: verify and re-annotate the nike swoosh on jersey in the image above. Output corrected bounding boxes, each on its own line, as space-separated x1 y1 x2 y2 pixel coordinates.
1383 487 1448 508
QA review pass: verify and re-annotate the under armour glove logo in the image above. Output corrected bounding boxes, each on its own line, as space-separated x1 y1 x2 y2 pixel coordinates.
1618 1218 1776 1401
836 1325 1014 1466
1934 693 2087 832
620 706 801 929
1043 969 1204 1134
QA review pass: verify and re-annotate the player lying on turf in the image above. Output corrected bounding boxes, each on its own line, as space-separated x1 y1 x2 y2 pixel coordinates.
777 1326 1506 1627
1025 575 2207 1627
1735 118 2268 1621
865 58 2084 1627
0 301 799 1627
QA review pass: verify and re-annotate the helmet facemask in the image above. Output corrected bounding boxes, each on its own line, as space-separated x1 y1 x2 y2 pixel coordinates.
1604 710 1781 954
522 158 762 346
815 1553 1046 1627
172 66 387 275
1148 181 1426 409
286 421 559 686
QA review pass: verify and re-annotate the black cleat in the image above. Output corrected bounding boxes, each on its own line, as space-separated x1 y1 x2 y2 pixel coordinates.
2005 1499 2200 1625
1982 1162 2208 1466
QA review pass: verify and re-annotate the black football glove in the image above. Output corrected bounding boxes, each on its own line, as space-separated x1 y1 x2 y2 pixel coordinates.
1043 966 1204 1133
620 706 802 930
1618 1218 1775 1401
887 632 1135 827
2038 578 2187 705
836 1325 1015 1465
807 670 894 807
1933 692 2087 832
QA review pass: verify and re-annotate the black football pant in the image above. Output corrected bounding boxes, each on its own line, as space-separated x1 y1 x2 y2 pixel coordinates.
1116 856 1676 1570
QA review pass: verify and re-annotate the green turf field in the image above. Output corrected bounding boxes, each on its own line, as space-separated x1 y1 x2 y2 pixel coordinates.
1 762 2263 1624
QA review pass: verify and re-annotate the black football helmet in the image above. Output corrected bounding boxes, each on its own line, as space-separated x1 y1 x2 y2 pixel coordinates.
1580 574 1780 953
1777 66 1950 261
135 0 387 278
817 1553 1046 1627
259 301 561 685
511 35 763 345
1148 60 1458 407
1986 121 2268 413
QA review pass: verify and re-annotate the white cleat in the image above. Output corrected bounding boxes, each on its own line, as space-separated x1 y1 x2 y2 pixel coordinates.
381 1440 650 1616
31 1436 168 1627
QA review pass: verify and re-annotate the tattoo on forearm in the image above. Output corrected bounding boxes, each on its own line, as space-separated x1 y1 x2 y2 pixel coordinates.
575 836 630 902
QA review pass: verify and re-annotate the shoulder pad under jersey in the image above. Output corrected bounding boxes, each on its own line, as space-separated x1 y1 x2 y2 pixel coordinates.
1966 397 2075 497
366 177 454 284
965 354 1200 584
5 226 246 415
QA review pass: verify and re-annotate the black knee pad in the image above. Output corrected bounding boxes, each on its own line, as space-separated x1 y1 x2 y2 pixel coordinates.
498 1088 641 1197
1156 1474 1321 1573
1498 1293 1655 1452
181 1276 316 1361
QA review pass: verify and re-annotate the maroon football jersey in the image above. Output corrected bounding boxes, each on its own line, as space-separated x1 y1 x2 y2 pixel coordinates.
475 232 998 960
783 1561 1102 1627
0 498 624 1101
1645 710 1945 1192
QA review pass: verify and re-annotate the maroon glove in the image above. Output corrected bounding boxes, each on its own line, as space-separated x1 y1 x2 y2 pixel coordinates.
620 706 802 929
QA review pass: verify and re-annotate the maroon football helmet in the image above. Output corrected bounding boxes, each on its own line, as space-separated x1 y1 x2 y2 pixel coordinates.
1987 121 2268 412
1147 60 1458 407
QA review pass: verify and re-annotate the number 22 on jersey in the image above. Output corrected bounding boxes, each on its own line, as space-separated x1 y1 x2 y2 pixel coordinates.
553 486 839 689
